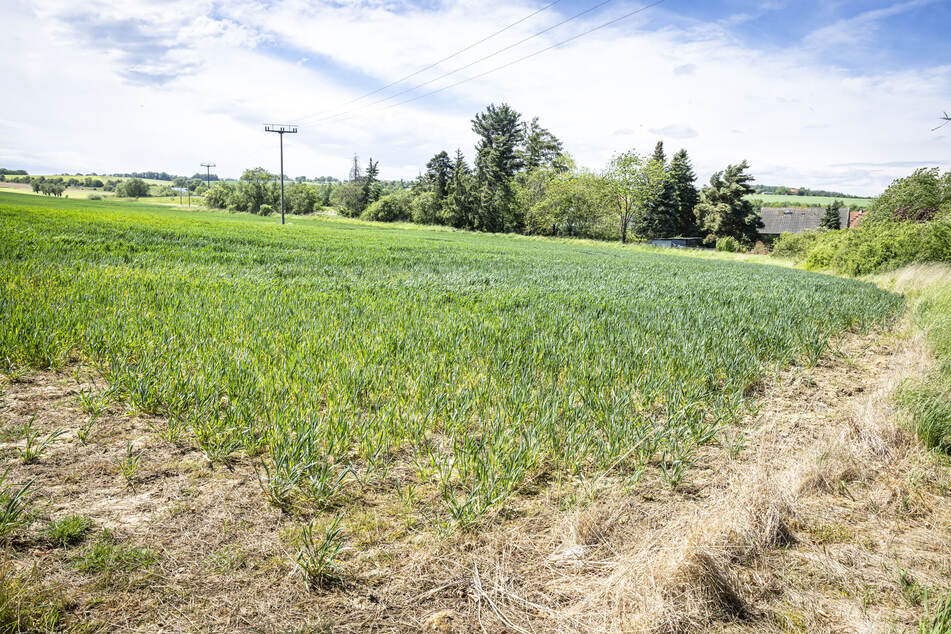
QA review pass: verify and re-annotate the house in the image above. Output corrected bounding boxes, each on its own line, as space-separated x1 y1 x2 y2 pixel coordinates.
758 207 857 237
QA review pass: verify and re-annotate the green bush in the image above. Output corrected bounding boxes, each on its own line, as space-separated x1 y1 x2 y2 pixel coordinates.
715 236 741 253
772 231 821 260
772 220 951 276
361 191 412 222
410 191 440 225
87 194 102 201
259 204 274 217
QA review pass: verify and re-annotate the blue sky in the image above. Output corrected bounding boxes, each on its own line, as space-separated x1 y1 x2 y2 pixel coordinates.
1 0 948 194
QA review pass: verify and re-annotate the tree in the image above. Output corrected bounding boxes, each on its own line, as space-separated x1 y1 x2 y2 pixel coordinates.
694 161 763 247
820 199 843 230
285 182 318 215
204 183 232 209
868 167 950 221
521 117 564 172
425 151 452 202
669 149 700 236
472 103 524 232
235 168 277 213
605 150 668 243
332 181 364 217
349 155 362 182
634 142 678 239
116 178 149 198
444 150 474 228
360 158 381 210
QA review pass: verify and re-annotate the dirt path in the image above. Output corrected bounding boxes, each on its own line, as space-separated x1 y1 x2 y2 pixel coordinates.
1 325 948 632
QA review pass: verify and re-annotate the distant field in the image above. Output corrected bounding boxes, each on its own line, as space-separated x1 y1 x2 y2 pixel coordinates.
749 193 874 207
0 182 114 200
0 192 901 527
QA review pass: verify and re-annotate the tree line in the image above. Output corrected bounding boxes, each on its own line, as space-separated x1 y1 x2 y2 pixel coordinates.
314 103 763 247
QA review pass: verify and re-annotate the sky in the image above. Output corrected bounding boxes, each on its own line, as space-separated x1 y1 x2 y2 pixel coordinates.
2 0 949 195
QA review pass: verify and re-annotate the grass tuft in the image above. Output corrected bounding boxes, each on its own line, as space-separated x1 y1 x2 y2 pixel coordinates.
47 515 93 548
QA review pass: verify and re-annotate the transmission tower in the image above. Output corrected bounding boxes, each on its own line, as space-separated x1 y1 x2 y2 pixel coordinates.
264 124 298 224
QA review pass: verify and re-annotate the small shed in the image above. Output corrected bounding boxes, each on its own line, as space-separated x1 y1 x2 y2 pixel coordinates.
649 237 704 248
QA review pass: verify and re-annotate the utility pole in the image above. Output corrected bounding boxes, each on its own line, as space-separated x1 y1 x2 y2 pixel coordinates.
200 162 216 192
264 124 298 224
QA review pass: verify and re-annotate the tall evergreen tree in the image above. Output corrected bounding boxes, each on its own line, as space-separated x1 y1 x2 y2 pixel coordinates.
521 117 564 172
651 140 666 165
669 149 700 236
425 151 453 202
360 158 381 210
444 149 474 229
694 160 763 246
632 140 677 239
472 104 524 233
820 199 843 230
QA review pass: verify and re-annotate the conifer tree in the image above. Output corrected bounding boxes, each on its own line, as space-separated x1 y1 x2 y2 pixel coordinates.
820 199 843 230
694 160 763 246
472 104 524 233
444 150 474 228
669 149 700 236
425 151 452 202
360 158 381 210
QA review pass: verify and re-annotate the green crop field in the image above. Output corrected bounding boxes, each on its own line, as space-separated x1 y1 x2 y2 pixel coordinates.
749 193 874 207
0 193 901 527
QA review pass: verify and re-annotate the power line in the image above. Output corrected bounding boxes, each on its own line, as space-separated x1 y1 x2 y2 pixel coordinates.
296 0 564 120
310 0 666 127
298 0 619 126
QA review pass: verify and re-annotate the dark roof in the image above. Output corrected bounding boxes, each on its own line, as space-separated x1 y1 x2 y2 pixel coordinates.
759 207 849 234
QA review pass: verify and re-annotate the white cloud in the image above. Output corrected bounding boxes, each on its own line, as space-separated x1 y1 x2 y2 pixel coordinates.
1 0 949 194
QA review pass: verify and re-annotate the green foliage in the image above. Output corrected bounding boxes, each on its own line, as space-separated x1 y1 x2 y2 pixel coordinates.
820 199 843 230
473 103 524 233
669 149 700 236
285 182 319 215
360 158 381 211
18 417 66 464
424 151 452 202
115 178 149 198
715 236 741 253
409 191 439 224
203 183 231 209
892 271 951 456
919 592 951 634
331 181 364 218
519 165 612 239
47 515 93 547
296 515 346 589
868 167 951 222
237 168 278 214
0 563 72 633
73 531 157 577
779 221 951 276
362 191 413 223
606 150 668 243
521 117 564 172
443 150 474 228
0 192 902 526
0 468 33 538
117 441 144 486
695 160 763 247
